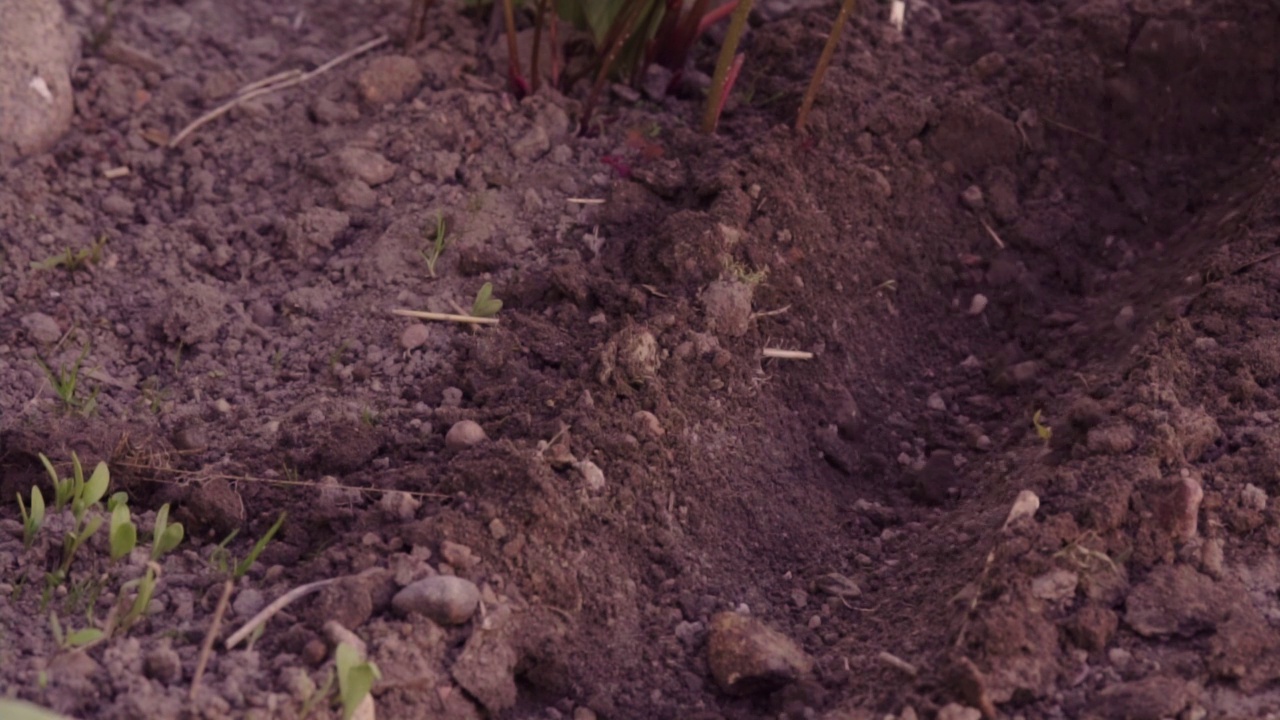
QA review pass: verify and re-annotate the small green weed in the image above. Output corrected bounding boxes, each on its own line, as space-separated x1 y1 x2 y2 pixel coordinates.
30 234 107 272
420 211 450 279
210 511 286 580
471 282 503 318
36 344 99 414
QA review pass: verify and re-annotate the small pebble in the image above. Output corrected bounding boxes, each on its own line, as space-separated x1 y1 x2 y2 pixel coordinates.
445 420 487 450
926 393 947 411
232 588 266 618
576 460 606 492
400 323 430 350
967 294 988 315
392 575 481 625
960 185 984 209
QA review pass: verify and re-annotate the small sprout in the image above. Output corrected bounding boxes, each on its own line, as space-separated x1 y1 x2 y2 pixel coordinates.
150 504 185 562
59 514 104 576
336 642 381 720
108 502 137 562
1032 410 1053 443
471 282 503 318
49 611 103 651
17 486 45 550
30 234 107 272
71 457 110 524
116 564 160 632
35 343 98 414
419 211 450 278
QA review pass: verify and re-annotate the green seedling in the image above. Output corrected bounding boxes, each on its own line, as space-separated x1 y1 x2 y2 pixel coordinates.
336 642 382 720
108 502 137 562
49 611 104 651
420 211 450 279
35 344 99 414
1032 410 1053 443
38 453 110 577
30 234 107 272
471 282 503 318
150 503 185 562
17 486 45 550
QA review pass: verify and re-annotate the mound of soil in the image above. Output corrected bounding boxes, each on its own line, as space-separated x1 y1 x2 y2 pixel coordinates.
3 1 1280 718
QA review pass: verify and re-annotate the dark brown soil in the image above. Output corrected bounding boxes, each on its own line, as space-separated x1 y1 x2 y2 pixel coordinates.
4 1 1280 718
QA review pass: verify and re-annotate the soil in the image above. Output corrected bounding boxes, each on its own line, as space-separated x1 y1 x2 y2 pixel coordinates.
3 0 1280 718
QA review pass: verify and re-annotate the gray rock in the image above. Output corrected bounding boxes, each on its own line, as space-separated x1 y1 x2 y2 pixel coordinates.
143 641 183 683
356 55 422 105
451 604 519 713
701 280 754 338
20 312 60 344
335 147 397 186
393 575 480 625
0 0 76 161
445 420 487 450
707 611 813 695
232 588 266 618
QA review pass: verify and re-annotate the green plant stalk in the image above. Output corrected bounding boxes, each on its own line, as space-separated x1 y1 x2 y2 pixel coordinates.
795 0 857 133
701 0 754 133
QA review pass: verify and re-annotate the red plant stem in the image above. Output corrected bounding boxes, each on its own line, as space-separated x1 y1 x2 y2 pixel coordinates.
707 52 745 132
796 0 857 133
530 0 550 93
701 0 753 134
697 0 739 35
500 0 528 97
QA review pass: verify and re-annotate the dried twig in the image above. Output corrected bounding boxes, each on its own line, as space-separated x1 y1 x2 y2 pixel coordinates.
977 217 1006 249
762 348 814 360
169 35 389 147
190 579 233 700
226 578 339 649
391 308 499 326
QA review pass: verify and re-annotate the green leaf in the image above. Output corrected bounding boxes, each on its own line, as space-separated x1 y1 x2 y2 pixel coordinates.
107 491 129 512
109 504 137 561
66 627 104 648
152 504 184 560
336 642 382 720
31 487 45 527
1032 410 1053 442
78 514 104 544
82 461 110 507
471 282 503 318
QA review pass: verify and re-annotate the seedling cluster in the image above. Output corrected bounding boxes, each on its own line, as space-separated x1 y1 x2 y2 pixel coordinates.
12 453 186 656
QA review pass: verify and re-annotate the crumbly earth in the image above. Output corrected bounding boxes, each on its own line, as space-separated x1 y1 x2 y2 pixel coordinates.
3 0 1280 718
